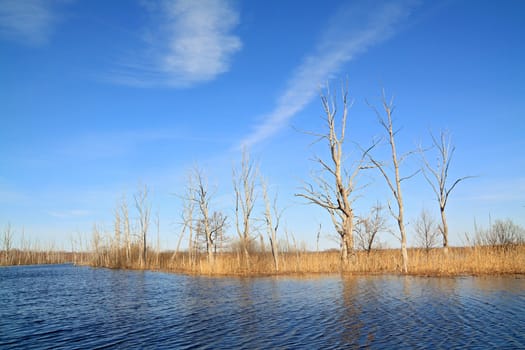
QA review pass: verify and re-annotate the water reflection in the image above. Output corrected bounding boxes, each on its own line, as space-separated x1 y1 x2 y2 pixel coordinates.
0 266 524 349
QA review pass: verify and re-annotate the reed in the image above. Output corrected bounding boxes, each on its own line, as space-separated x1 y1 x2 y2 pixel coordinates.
0 249 75 266
83 244 525 277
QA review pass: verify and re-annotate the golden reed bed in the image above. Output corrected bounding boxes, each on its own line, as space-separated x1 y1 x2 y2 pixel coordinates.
81 245 525 277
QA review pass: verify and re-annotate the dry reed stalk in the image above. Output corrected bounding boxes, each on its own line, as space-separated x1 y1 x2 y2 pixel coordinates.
80 245 525 277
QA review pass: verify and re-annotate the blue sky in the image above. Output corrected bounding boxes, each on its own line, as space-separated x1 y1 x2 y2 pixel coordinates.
1 0 524 250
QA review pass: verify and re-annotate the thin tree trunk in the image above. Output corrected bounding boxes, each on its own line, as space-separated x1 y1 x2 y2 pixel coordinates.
441 206 449 254
391 118 409 274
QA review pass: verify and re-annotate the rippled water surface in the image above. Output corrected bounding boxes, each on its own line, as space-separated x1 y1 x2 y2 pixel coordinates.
1 264 524 349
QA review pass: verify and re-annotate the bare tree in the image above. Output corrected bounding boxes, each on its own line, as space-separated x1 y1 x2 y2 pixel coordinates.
367 92 416 273
261 178 283 272
2 222 13 265
475 218 525 247
91 223 102 266
210 211 228 253
134 185 151 267
297 85 366 264
414 209 439 253
155 212 160 267
420 130 472 254
233 149 258 267
174 175 196 266
119 195 132 265
113 204 122 265
190 167 215 264
355 203 387 254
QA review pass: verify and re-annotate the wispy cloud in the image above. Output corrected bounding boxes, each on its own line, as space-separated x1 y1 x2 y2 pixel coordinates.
0 0 67 46
240 0 418 148
112 0 241 87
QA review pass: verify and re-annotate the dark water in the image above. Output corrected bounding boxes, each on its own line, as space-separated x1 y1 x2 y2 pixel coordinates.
1 265 524 349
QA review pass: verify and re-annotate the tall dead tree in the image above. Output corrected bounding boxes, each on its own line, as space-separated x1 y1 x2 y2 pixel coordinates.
134 185 151 267
367 92 416 273
233 149 257 267
297 86 365 264
175 174 196 266
113 204 122 266
191 167 214 264
420 130 472 254
118 195 132 265
262 178 283 272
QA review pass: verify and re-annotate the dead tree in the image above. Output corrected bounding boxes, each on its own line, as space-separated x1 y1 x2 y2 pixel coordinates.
191 167 214 264
2 223 13 265
355 203 387 254
175 174 196 266
296 85 365 264
367 92 416 273
233 149 258 267
420 130 472 254
262 178 283 272
414 209 439 253
118 196 132 265
134 185 151 267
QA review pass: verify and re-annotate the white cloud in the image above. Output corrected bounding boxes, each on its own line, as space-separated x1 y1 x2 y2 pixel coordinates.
240 0 417 148
113 0 241 87
0 0 66 46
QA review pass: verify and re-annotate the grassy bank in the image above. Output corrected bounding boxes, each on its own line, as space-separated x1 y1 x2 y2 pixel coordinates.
83 245 525 277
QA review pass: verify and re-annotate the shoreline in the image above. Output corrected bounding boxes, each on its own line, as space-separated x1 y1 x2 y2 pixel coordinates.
3 245 525 278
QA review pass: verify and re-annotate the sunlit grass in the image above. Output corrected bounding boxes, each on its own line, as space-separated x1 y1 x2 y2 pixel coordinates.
77 245 525 277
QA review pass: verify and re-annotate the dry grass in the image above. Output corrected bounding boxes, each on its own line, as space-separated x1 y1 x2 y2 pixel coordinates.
4 244 523 277
82 245 525 277
0 250 76 266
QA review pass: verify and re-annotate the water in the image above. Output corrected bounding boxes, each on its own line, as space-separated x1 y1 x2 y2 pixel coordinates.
1 265 524 349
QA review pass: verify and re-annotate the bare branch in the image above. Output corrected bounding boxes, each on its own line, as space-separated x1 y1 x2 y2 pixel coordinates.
399 169 421 182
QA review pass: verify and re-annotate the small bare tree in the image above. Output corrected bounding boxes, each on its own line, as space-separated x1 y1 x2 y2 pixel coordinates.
91 223 102 266
233 149 258 267
210 211 228 253
261 178 283 272
297 85 366 264
420 130 472 254
367 92 417 273
475 218 525 247
414 209 439 253
355 203 387 254
134 185 151 267
2 222 14 265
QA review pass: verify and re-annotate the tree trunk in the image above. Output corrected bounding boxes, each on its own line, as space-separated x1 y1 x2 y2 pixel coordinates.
399 220 408 273
441 206 449 254
270 237 279 272
341 237 349 264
